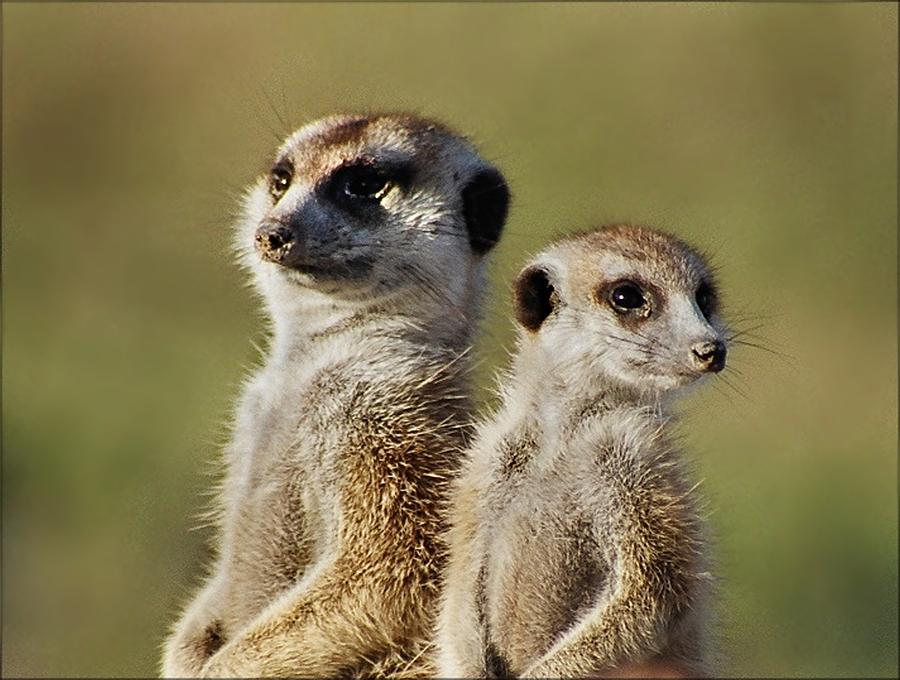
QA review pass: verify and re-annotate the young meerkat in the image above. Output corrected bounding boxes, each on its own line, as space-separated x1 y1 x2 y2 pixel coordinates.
436 224 726 678
161 114 509 678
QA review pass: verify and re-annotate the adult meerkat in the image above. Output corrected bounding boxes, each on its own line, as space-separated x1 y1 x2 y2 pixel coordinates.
436 225 726 678
161 114 509 678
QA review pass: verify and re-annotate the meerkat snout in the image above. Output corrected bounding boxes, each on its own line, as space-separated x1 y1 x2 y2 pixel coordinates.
255 220 296 264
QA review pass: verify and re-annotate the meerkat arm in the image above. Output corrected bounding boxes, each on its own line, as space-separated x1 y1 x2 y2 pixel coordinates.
198 422 450 679
162 576 228 678
519 543 690 679
435 473 490 676
197 544 424 678
519 579 668 678
522 434 704 678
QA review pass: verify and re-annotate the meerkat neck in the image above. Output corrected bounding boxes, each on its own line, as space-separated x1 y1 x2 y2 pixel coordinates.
268 289 474 367
506 340 665 437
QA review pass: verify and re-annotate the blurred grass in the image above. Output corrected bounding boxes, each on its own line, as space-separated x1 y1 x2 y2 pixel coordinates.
2 3 896 677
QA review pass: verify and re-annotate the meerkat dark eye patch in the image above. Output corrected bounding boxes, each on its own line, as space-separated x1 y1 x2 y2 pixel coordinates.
332 164 390 203
695 280 716 319
462 168 509 254
342 166 389 200
327 160 412 209
515 265 556 332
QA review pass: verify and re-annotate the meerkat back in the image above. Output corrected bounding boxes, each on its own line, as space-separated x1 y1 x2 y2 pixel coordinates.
438 225 727 678
162 114 509 678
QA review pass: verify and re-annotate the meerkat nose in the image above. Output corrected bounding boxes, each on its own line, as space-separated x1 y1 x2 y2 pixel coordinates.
691 339 727 373
255 221 295 260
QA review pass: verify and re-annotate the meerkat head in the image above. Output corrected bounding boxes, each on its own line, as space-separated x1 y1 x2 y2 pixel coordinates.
513 225 727 397
237 113 509 316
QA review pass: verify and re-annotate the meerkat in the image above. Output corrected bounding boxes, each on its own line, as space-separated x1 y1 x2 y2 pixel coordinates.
161 113 509 678
436 224 727 678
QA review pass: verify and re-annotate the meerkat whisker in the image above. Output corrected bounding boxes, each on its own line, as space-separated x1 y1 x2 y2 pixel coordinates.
715 372 751 401
730 339 794 361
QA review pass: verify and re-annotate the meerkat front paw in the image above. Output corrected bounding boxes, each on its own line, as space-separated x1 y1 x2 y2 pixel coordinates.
200 635 290 679
524 657 699 679
198 654 242 679
162 621 226 678
520 655 563 679
161 654 207 679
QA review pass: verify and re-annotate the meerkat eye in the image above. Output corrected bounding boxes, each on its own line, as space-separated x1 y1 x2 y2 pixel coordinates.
608 281 648 313
269 161 294 201
695 281 716 319
339 166 390 201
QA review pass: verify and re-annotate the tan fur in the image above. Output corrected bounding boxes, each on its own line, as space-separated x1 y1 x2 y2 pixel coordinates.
161 114 508 678
437 225 725 678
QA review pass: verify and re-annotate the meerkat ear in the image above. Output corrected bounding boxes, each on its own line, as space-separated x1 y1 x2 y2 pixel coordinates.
514 265 557 332
462 168 509 254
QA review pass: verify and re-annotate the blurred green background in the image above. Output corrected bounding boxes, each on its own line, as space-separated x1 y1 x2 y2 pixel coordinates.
2 3 896 677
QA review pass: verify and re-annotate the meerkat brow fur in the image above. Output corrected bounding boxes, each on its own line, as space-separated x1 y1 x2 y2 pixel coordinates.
436 224 726 678
162 113 509 678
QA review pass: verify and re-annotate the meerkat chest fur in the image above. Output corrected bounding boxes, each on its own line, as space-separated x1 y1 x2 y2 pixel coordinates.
480 404 703 672
219 308 473 627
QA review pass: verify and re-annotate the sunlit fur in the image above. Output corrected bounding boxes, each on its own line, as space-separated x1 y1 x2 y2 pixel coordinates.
161 114 506 678
436 225 726 678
